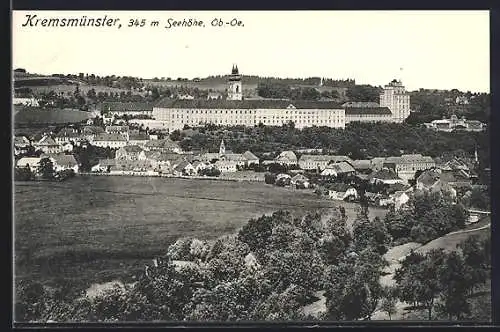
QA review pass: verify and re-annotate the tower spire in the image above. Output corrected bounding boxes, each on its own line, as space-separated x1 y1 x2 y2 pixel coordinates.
219 139 226 155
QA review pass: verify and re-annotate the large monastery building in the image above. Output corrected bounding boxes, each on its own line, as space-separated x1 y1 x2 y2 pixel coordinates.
151 66 411 132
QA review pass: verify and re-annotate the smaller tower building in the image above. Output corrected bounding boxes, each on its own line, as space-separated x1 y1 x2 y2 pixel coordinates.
227 64 243 101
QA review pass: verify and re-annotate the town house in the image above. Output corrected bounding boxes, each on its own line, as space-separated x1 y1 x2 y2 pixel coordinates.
34 135 62 154
116 145 144 161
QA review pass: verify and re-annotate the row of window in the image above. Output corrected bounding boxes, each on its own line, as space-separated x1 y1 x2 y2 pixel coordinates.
162 109 344 115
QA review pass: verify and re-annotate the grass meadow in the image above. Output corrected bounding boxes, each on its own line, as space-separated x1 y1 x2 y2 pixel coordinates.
14 176 386 289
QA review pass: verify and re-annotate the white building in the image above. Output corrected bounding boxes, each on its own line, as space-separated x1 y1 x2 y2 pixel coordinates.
379 79 411 123
345 107 393 123
13 97 39 106
92 133 128 149
153 100 345 131
151 65 346 132
100 102 154 117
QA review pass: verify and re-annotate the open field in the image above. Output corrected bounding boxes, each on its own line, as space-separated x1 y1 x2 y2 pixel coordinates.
14 108 93 125
14 176 387 289
20 83 142 97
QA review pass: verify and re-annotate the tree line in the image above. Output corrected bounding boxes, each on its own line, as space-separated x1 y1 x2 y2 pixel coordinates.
172 122 490 170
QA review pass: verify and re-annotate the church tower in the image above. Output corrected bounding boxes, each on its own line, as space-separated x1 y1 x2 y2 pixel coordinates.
227 64 243 100
219 139 226 155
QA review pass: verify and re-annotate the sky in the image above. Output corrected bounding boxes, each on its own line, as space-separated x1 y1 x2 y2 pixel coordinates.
12 10 490 92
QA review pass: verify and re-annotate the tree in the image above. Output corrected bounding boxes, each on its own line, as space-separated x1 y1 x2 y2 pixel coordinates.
346 85 381 102
325 250 385 320
436 252 472 320
86 88 97 100
38 157 55 180
458 235 489 292
380 286 397 320
352 217 391 255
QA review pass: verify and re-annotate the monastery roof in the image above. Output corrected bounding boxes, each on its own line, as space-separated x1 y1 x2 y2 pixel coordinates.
154 98 343 110
345 107 392 115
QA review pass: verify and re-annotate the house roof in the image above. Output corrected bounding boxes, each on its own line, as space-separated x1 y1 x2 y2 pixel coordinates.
291 174 309 182
56 127 79 137
122 145 143 153
129 133 149 141
242 151 259 161
154 98 343 110
386 182 411 194
400 154 435 163
371 168 401 180
174 160 192 171
41 153 78 167
105 125 129 132
276 151 298 162
198 153 221 161
224 153 246 162
37 136 58 146
144 138 180 150
328 182 353 192
97 159 116 166
417 170 441 187
328 161 356 173
299 154 338 163
17 157 41 167
384 156 401 164
352 159 372 170
93 133 127 141
82 126 105 135
14 136 30 146
101 102 154 112
345 107 392 115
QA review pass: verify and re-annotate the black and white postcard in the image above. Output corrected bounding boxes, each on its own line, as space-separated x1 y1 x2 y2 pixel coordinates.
12 10 492 325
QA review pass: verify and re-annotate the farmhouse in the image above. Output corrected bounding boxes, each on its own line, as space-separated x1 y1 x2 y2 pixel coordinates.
128 133 149 146
54 127 80 145
82 125 105 141
369 168 405 185
16 157 41 170
274 151 298 166
242 151 260 167
92 133 128 149
327 183 358 201
41 153 79 173
321 161 355 177
173 160 195 176
144 138 182 153
34 135 61 154
105 125 130 140
116 145 144 161
91 159 116 172
291 174 310 188
298 155 340 171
